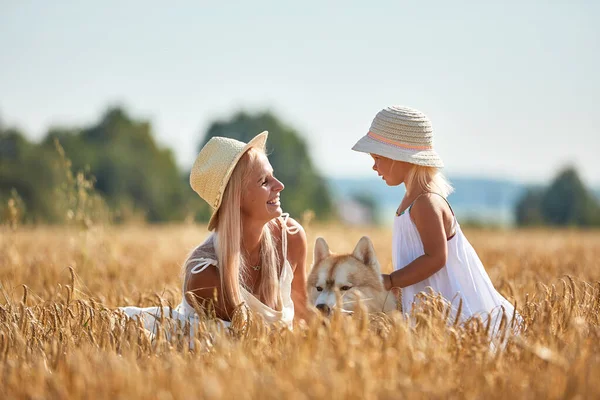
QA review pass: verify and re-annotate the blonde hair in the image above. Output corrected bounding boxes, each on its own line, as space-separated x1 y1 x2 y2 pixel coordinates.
191 147 281 312
405 165 454 198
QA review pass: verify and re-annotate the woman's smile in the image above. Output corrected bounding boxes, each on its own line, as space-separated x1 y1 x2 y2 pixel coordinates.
267 195 280 207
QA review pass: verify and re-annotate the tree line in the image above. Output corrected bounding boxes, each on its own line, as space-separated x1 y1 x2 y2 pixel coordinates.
2 106 598 228
0 107 334 226
515 167 600 227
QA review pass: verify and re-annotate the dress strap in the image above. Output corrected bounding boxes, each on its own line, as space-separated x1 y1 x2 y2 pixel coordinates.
396 191 432 216
407 192 457 237
189 258 218 274
409 192 455 216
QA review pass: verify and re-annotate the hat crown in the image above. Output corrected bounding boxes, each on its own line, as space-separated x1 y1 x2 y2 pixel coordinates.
351 105 443 168
369 105 434 148
190 136 246 209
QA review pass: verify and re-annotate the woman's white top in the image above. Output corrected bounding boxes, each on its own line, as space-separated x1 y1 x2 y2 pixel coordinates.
119 214 296 340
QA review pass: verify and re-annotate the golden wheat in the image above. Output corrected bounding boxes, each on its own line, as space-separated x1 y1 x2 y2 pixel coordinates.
1 223 599 399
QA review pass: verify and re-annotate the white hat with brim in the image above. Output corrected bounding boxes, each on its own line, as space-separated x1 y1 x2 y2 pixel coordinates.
352 135 444 167
190 131 268 231
351 105 444 168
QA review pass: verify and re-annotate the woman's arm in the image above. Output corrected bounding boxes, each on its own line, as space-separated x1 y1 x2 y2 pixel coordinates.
185 265 236 321
383 194 451 290
286 217 313 323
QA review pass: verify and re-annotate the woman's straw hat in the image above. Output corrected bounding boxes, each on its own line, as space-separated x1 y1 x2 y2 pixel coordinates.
352 105 444 168
190 131 268 230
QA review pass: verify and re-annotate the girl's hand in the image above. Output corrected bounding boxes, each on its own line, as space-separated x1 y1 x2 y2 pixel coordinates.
381 274 393 291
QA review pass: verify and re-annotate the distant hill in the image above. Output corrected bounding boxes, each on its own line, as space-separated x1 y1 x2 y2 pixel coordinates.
328 176 600 226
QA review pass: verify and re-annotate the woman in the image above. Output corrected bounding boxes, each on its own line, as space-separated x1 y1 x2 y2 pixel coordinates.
120 131 310 337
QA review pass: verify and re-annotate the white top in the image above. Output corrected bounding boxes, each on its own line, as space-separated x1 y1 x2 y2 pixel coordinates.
119 214 296 340
392 195 520 332
178 214 296 327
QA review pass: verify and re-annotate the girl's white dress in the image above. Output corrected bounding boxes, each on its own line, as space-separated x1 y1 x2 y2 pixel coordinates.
119 214 296 340
393 195 520 332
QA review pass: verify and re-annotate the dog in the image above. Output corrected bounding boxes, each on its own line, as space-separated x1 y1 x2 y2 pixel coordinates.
307 236 397 316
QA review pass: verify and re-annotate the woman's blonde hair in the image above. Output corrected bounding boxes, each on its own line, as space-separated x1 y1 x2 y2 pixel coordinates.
199 147 282 311
405 165 454 198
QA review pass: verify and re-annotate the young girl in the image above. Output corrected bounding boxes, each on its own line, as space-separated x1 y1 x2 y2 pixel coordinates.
352 105 520 332
120 131 311 338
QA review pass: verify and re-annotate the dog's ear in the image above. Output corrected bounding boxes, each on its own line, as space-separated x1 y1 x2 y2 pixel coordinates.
352 236 379 269
313 237 331 265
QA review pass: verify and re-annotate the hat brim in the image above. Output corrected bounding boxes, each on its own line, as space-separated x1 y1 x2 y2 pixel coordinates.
207 131 268 231
352 134 444 168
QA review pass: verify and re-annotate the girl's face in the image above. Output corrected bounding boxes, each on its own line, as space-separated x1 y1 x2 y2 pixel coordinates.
241 152 285 222
370 154 411 186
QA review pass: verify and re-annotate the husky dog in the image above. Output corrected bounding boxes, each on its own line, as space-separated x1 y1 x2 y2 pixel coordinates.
307 236 397 316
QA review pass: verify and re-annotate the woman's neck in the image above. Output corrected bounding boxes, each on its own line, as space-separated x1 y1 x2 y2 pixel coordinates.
241 217 266 260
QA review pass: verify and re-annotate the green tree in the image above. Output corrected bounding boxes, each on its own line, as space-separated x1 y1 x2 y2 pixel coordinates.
540 167 600 227
199 111 334 220
514 166 600 227
1 107 210 224
515 188 545 226
39 107 196 223
0 128 66 222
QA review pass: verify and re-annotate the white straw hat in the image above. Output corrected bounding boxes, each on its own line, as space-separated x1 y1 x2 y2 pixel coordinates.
352 105 444 168
190 131 268 230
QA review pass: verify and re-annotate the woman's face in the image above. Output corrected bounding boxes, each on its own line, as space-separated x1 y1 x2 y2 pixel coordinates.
370 154 411 186
241 152 285 222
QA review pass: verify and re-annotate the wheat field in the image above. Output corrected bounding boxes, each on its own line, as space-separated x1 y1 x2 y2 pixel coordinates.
1 222 599 399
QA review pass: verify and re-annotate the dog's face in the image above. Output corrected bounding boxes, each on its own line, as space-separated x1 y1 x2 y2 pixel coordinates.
307 236 394 316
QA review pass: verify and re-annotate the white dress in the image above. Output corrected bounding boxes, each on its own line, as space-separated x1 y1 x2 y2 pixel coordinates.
119 214 296 341
392 194 521 334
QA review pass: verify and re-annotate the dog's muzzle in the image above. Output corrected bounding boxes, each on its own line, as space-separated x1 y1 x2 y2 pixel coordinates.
315 304 331 316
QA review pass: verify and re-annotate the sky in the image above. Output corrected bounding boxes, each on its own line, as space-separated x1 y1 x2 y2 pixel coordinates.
1 1 599 185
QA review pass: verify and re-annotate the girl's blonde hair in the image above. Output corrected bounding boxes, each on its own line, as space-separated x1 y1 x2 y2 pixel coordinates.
405 165 454 198
190 147 282 312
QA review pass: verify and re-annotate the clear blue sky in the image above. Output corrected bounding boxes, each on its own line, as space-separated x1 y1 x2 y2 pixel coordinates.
1 1 599 185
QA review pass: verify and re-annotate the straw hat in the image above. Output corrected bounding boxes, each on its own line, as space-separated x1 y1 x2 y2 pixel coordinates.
352 105 444 167
190 131 268 230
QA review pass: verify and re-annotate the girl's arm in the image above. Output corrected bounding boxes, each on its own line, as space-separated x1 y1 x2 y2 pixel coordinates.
383 194 451 290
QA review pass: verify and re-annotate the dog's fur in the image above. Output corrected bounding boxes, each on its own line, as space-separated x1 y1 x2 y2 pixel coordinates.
307 236 397 316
